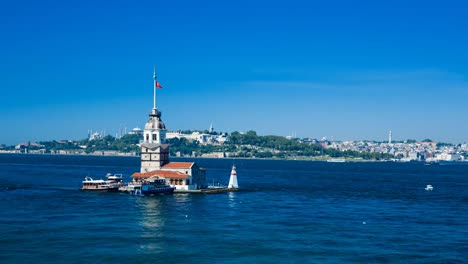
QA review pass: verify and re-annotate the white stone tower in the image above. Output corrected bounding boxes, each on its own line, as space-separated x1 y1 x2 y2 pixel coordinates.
140 67 169 172
388 130 392 144
228 165 239 189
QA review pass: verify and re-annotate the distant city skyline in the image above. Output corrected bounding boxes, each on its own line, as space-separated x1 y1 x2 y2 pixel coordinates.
1 1 467 145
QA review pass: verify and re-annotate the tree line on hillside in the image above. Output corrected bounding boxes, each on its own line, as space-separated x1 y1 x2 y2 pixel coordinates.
20 134 142 154
82 134 140 153
9 131 396 160
168 131 393 160
225 131 393 160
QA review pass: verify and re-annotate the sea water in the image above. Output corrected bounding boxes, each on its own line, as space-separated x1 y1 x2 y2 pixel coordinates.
0 154 467 263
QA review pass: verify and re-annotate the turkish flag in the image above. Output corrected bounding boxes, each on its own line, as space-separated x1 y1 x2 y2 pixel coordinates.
156 81 163 88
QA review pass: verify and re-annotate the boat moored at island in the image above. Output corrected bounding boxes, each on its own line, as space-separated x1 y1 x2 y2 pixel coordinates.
105 173 123 183
80 173 124 191
130 177 175 196
118 181 142 193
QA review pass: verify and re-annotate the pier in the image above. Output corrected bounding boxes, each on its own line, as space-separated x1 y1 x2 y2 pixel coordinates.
174 188 239 194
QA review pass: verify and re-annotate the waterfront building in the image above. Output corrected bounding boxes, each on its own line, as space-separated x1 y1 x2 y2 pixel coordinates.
407 151 420 161
131 67 207 190
133 162 206 190
436 153 462 161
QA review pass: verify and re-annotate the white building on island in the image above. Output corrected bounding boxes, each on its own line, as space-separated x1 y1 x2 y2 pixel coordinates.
131 67 206 190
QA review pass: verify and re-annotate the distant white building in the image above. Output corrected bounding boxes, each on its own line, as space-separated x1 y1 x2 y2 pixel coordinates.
89 132 101 141
394 151 407 159
436 153 462 161
461 144 468 151
407 151 420 161
128 127 143 136
201 152 225 158
167 131 204 141
166 131 227 145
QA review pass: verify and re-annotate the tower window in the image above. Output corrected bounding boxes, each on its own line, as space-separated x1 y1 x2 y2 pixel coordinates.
146 134 149 141
153 134 157 141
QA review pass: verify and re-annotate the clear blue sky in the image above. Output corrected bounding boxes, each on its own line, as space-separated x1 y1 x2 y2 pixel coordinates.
1 0 467 145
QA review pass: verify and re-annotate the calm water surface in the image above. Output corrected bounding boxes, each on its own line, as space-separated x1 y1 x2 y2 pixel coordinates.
0 154 467 263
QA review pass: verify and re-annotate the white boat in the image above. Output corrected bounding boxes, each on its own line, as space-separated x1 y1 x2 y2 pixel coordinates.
106 173 123 182
425 185 434 191
118 181 142 193
119 177 175 195
138 178 175 196
81 173 124 191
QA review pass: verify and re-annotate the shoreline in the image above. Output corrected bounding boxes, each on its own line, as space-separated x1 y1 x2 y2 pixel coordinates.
0 151 432 163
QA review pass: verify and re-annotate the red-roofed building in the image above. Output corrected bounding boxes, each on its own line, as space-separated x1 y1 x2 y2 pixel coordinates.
132 160 207 190
132 170 189 179
162 162 194 169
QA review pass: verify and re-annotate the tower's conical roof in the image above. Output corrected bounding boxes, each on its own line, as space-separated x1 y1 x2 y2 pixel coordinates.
144 108 166 130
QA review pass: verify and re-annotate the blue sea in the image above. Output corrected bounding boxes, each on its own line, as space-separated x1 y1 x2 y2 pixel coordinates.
0 154 467 263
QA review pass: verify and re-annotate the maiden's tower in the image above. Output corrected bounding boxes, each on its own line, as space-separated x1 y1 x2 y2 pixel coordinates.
131 67 207 191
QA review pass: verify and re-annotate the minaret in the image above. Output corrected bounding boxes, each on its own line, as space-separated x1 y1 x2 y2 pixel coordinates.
209 123 214 133
228 165 239 189
388 130 392 144
140 67 170 173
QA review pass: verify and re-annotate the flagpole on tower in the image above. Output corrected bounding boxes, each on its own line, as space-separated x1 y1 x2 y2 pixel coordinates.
153 65 157 110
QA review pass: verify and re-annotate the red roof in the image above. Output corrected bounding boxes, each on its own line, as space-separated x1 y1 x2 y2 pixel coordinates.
132 170 189 179
162 162 194 169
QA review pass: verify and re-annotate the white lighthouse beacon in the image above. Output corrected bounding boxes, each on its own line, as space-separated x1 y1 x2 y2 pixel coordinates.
228 165 239 189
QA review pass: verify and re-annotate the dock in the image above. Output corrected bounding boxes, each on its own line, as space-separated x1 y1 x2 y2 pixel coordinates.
174 188 239 194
